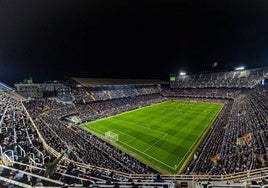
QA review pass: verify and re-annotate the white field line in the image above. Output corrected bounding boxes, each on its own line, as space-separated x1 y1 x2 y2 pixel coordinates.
86 106 208 171
173 128 205 170
112 119 175 169
87 124 174 170
115 119 167 136
143 133 168 153
118 139 174 170
112 129 136 144
85 101 218 171
88 126 136 144
125 137 136 144
88 124 194 171
173 105 223 170
87 126 105 135
114 119 178 168
81 101 169 126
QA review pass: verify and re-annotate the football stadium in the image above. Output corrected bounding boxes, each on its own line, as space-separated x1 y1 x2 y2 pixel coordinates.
0 67 268 187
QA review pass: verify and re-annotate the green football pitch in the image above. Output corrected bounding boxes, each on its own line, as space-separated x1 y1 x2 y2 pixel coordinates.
81 100 223 174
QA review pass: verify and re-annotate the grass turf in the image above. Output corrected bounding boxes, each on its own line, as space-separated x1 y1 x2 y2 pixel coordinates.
81 100 223 174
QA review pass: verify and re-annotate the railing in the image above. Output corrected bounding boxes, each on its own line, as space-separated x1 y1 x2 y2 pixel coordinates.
2 153 12 166
0 176 31 188
0 164 65 187
125 167 268 185
18 144 26 158
2 161 95 186
18 93 268 187
29 157 37 167
3 150 15 164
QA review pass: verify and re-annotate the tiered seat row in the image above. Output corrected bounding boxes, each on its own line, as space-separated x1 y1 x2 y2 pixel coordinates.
172 67 268 88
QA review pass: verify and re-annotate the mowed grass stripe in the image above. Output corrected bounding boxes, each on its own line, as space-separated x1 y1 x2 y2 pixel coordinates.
81 100 223 174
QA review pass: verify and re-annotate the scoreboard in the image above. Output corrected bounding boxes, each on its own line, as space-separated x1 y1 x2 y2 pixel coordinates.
169 74 176 88
170 74 176 82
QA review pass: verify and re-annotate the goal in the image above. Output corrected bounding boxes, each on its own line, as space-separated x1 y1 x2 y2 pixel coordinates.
105 131 118 142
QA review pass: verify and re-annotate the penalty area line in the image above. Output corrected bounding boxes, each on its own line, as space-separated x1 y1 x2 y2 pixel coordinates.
143 133 168 153
118 140 174 170
173 126 205 170
112 129 136 144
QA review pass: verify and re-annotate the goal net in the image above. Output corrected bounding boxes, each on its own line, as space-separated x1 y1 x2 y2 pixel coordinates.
105 131 118 142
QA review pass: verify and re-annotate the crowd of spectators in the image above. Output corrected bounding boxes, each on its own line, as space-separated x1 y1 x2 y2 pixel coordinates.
172 67 267 89
181 85 268 175
72 85 160 103
1 68 268 187
23 92 163 175
163 88 245 99
1 92 161 187
0 93 79 187
16 77 268 178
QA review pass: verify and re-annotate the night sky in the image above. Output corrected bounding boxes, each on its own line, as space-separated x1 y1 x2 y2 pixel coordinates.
1 0 268 85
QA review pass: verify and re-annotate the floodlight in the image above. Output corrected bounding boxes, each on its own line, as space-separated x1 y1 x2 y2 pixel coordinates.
180 72 186 76
234 66 245 71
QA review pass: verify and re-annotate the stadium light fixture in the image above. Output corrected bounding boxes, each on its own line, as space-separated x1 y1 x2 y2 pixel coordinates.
234 66 245 71
179 72 186 76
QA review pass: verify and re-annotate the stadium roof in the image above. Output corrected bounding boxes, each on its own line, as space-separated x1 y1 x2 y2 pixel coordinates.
0 82 13 92
70 77 168 87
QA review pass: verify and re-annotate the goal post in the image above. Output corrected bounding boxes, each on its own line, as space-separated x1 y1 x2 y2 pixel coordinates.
105 131 118 142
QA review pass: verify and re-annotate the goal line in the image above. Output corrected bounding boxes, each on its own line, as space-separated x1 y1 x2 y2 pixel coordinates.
105 131 118 142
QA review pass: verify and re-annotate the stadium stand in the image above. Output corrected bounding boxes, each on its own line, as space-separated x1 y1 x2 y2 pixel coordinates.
1 67 268 187
0 81 13 92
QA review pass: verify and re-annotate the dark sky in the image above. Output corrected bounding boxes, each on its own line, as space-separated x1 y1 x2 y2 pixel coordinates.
1 0 268 85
